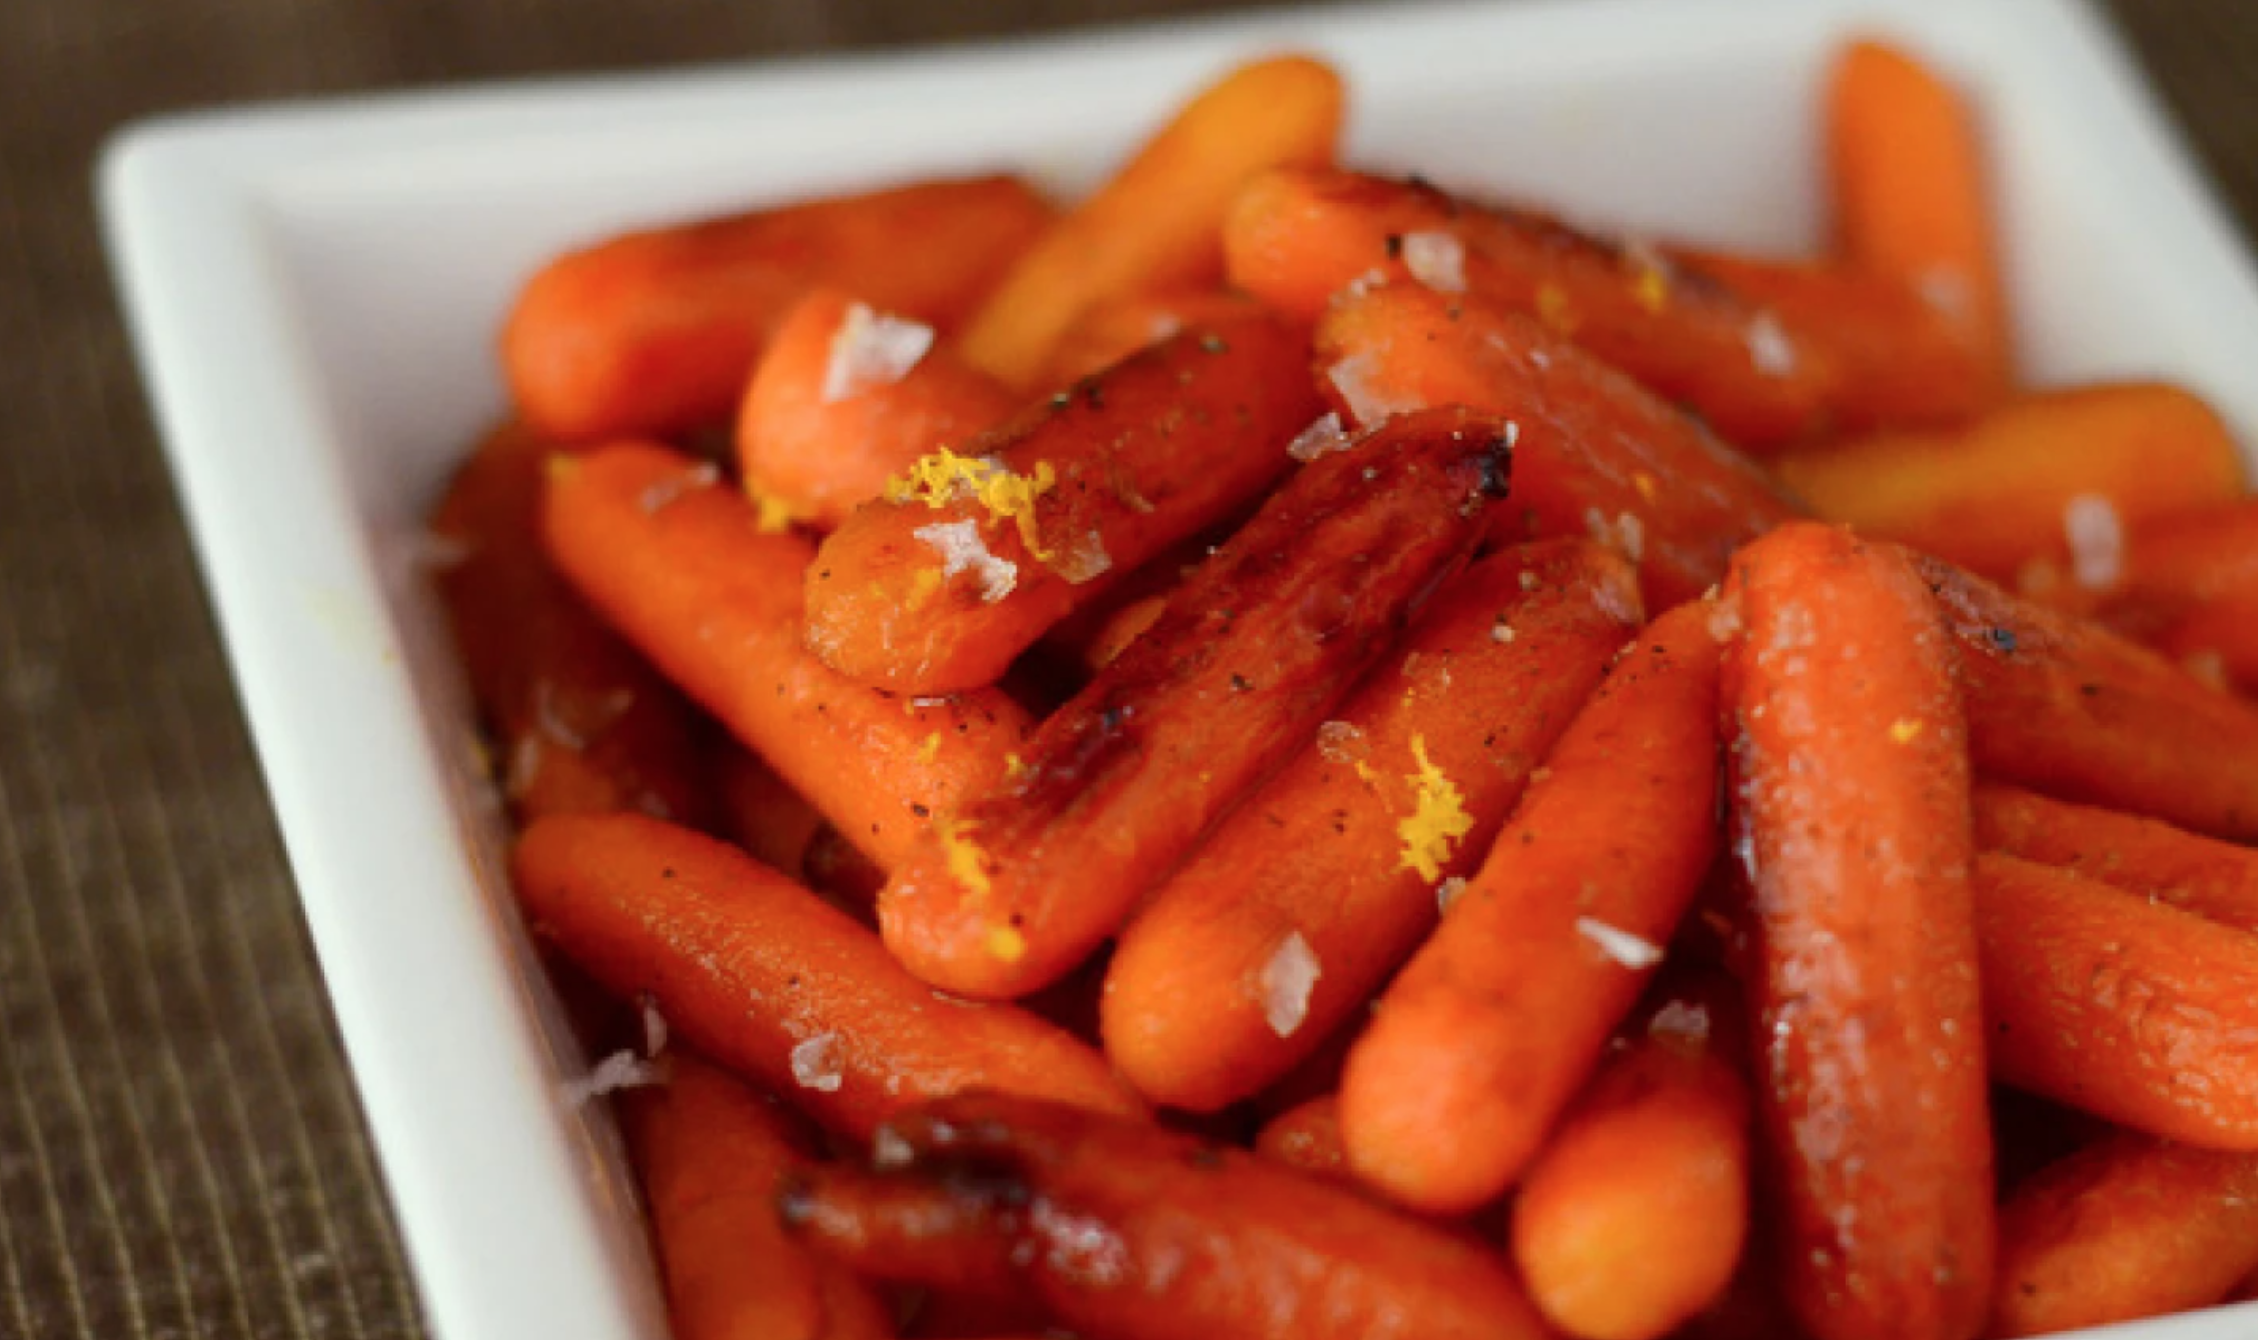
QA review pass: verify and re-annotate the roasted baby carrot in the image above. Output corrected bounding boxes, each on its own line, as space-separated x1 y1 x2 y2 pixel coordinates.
1974 852 2258 1149
957 56 1342 388
429 422 713 828
512 813 1141 1138
875 407 1514 999
618 1053 894 1340
543 441 1032 867
737 287 1020 529
504 175 1051 441
1720 522 1993 1340
1510 973 1752 1340
1973 781 2258 933
1340 598 1721 1215
710 741 823 880
1227 166 1991 450
1770 384 2243 584
1827 38 2008 391
2100 498 2258 692
1254 1094 1347 1182
1314 281 1801 607
780 1093 1553 1340
804 313 1318 692
1990 1131 2258 1337
1103 539 1641 1111
1038 286 1271 387
1912 550 2258 841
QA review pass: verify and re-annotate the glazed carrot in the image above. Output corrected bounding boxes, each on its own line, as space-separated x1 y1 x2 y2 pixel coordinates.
1254 1095 1347 1183
2100 498 2258 692
1720 523 1992 1340
1827 39 2008 391
1104 539 1641 1111
618 1053 894 1340
804 313 1318 692
1038 287 1271 387
876 408 1514 999
513 813 1141 1138
1973 782 2258 933
711 741 823 880
780 1093 1553 1340
957 56 1342 388
1227 167 1990 450
1314 281 1801 607
1911 550 2258 841
504 175 1051 441
737 287 1020 529
429 422 713 828
1974 853 2258 1149
1510 974 1752 1340
1990 1131 2258 1337
543 442 1032 867
1076 592 1167 672
1340 598 1721 1214
1772 384 2243 583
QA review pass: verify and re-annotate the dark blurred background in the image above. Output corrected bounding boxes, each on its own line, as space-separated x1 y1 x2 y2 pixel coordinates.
0 1 2251 1336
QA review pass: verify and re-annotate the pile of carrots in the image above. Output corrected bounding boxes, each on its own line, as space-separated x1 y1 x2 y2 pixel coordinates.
431 36 2258 1340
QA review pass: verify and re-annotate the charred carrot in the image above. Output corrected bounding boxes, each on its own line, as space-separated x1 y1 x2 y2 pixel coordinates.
957 56 1342 388
1510 973 1752 1340
1227 167 1990 450
1254 1095 1347 1183
1826 38 2008 391
512 813 1141 1137
1039 287 1272 387
737 287 1019 529
1720 522 1993 1340
804 313 1318 692
505 176 1051 441
1770 384 2243 584
876 408 1514 999
1990 1131 2258 1337
2100 498 2258 692
1911 550 2258 841
1974 852 2258 1149
618 1053 894 1340
1104 539 1641 1111
1313 281 1801 607
1340 598 1721 1214
429 422 713 828
543 441 1032 867
710 741 823 881
1973 782 2258 933
780 1093 1553 1340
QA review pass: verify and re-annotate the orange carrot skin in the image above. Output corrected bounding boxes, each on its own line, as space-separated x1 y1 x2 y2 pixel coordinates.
738 287 1020 529
1771 384 2244 583
1991 1131 2258 1337
877 408 1515 1000
1973 781 2258 933
1103 539 1642 1111
1510 983 1752 1340
504 175 1052 441
1227 167 1990 451
430 423 715 828
1721 523 1993 1340
1254 1095 1347 1182
1912 550 2258 842
543 442 1032 868
512 813 1141 1139
1975 853 2258 1150
1340 598 1721 1215
619 1054 894 1340
958 55 1342 388
1314 281 1802 608
782 1093 1553 1340
805 314 1319 693
1038 287 1274 388
1827 39 2008 392
2103 499 2258 693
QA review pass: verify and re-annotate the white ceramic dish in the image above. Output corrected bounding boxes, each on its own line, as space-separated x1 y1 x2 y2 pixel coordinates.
99 0 2258 1335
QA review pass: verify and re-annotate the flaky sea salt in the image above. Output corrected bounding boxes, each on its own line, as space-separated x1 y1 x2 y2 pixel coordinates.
640 997 669 1058
1328 352 1416 427
562 1049 664 1106
1315 720 1366 765
791 1033 845 1092
1577 916 1664 969
914 518 1019 602
2063 494 2126 590
638 461 720 515
823 303 933 402
1746 312 1796 378
1259 932 1322 1038
1436 876 1469 915
1400 231 1467 293
872 1125 916 1170
1051 529 1114 584
1585 508 1646 563
1287 412 1354 463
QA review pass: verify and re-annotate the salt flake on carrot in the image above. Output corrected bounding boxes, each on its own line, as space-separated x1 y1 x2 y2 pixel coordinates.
883 447 1059 558
821 302 934 402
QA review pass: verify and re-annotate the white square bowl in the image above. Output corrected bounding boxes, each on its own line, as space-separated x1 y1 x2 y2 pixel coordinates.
99 1 2258 1336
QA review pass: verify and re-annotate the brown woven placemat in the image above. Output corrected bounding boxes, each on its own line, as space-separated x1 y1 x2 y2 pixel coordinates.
0 1 2250 1336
